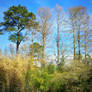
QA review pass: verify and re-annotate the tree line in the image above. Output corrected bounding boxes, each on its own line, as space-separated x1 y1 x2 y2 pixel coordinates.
0 4 92 67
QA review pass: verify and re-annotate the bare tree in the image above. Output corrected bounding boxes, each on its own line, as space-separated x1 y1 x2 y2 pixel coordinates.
69 6 87 61
55 4 65 64
82 13 90 63
37 7 52 67
76 6 88 61
68 8 77 60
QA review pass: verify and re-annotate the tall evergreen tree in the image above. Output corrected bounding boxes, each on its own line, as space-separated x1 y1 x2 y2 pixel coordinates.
0 5 36 54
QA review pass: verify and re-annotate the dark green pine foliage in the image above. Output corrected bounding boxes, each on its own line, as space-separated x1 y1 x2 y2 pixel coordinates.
30 42 43 58
1 5 36 54
0 23 4 34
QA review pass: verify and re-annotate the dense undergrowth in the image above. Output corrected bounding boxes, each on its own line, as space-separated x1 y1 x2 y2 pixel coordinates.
0 56 92 92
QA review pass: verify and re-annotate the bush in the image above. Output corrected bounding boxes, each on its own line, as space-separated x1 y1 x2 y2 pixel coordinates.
0 57 92 92
50 62 92 92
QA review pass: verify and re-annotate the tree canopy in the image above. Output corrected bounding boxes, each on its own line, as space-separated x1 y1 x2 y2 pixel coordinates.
0 5 36 54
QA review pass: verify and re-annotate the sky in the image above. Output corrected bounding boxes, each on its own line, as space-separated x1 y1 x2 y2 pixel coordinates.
0 0 92 53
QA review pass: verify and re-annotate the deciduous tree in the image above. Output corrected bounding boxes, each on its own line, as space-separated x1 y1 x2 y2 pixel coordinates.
37 7 52 67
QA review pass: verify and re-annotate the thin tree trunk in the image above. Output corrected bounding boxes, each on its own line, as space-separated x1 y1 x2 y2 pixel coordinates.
31 31 34 58
84 31 87 63
73 23 76 60
78 25 81 61
42 35 45 68
57 14 60 64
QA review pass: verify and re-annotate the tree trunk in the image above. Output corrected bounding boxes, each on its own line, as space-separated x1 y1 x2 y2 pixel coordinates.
42 35 45 68
84 31 87 63
16 41 20 55
31 31 34 59
57 14 60 64
73 23 76 60
78 25 81 61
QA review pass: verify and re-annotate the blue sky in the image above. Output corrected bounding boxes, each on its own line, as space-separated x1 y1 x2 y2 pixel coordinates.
0 0 92 53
